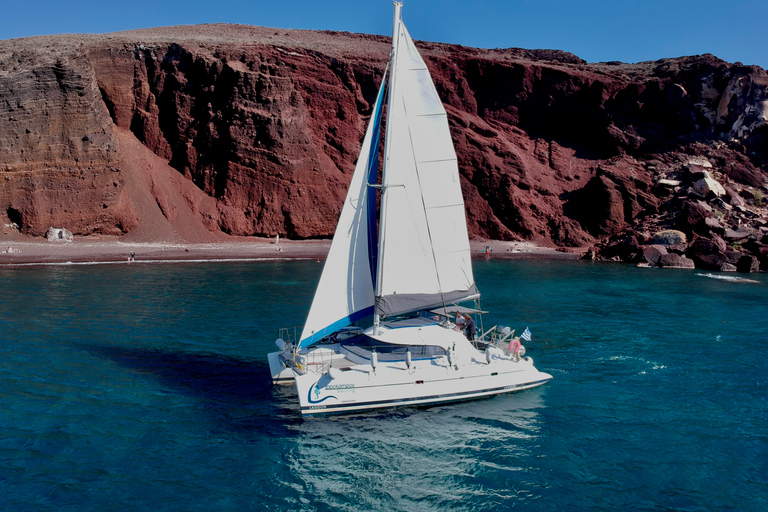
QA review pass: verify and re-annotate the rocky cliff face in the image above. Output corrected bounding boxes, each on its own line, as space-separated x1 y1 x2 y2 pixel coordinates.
1 25 767 267
0 42 139 235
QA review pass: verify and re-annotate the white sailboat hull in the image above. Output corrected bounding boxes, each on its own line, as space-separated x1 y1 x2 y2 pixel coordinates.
267 351 296 384
294 344 552 416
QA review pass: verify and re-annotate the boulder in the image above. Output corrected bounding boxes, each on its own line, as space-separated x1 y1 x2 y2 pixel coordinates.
601 235 643 262
657 253 695 269
711 198 733 211
692 176 726 198
667 243 689 255
725 188 746 208
725 250 745 264
676 201 713 235
685 164 711 182
643 244 668 266
686 236 728 270
723 228 753 242
686 158 713 169
736 255 760 273
565 174 627 237
703 217 725 235
711 234 728 253
723 161 764 188
758 249 768 271
740 239 766 256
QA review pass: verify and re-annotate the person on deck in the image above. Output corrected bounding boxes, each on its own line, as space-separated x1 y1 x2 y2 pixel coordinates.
462 314 476 340
455 312 466 330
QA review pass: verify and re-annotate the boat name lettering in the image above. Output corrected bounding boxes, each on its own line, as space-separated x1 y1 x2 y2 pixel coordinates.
326 384 355 390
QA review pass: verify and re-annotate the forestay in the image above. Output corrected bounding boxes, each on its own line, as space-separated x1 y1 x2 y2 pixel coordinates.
376 20 476 317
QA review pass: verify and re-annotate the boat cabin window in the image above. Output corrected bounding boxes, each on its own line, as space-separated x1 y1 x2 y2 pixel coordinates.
341 336 447 358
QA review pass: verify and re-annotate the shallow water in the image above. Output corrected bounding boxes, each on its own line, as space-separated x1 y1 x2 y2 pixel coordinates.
0 260 765 511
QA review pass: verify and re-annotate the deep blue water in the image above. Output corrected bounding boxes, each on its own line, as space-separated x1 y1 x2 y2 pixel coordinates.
0 259 766 511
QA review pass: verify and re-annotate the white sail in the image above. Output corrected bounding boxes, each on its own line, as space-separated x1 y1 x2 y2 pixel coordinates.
298 70 387 348
375 20 476 317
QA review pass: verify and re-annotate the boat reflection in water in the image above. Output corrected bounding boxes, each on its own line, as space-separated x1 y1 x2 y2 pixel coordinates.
284 391 548 507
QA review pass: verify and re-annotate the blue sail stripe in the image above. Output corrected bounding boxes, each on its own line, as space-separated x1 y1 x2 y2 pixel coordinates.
298 305 375 347
366 68 387 288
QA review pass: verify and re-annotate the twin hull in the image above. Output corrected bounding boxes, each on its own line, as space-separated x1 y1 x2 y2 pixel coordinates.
293 354 552 416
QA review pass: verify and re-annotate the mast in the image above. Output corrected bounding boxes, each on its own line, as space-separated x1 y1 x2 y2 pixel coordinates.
373 0 402 333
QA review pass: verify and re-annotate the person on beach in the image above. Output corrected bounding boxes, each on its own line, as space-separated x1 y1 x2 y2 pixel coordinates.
128 251 135 261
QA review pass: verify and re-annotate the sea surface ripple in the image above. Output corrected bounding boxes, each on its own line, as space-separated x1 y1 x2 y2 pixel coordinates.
0 260 765 511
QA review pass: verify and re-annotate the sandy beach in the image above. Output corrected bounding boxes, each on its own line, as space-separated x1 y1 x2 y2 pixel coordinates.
0 234 582 266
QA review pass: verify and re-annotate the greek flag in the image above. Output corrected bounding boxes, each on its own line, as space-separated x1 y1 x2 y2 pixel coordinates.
521 327 532 342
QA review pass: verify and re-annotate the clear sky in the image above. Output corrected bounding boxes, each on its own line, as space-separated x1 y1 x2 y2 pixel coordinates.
2 0 766 69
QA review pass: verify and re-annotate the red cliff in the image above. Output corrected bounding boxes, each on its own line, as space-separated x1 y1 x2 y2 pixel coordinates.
1 24 767 264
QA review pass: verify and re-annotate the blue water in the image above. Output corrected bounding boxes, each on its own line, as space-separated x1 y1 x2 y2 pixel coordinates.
0 260 766 511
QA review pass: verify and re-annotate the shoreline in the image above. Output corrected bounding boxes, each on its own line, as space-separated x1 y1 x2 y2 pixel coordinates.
0 236 584 267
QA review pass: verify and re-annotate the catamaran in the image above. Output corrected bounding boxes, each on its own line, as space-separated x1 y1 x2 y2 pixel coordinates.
268 2 552 415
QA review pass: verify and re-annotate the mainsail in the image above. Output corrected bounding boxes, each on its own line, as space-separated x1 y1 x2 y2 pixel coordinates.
298 69 388 348
375 15 476 317
298 3 477 345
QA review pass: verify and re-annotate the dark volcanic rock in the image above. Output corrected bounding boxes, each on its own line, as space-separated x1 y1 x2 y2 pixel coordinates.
676 201 713 236
657 253 695 269
686 236 729 270
600 235 643 262
736 254 760 273
643 244 668 265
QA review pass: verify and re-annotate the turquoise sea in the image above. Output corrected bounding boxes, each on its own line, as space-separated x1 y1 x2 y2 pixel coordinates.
0 259 765 511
